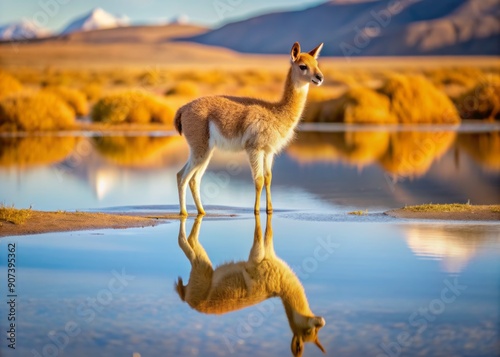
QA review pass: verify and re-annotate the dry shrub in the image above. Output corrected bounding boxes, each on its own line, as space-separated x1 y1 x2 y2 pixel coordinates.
458 132 500 172
0 71 23 99
335 88 395 124
424 67 483 88
165 81 200 97
42 86 89 117
455 75 500 120
0 136 77 167
379 74 460 123
93 136 185 166
92 90 175 125
379 131 456 178
80 82 103 102
0 92 75 131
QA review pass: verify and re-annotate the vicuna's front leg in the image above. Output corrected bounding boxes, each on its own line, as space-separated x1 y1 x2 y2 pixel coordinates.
248 150 265 214
175 215 213 304
264 153 274 214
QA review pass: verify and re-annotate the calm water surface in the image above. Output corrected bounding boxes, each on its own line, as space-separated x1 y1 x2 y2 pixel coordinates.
0 124 499 356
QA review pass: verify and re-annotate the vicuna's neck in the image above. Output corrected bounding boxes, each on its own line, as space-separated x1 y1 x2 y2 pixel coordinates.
280 270 313 324
274 67 309 123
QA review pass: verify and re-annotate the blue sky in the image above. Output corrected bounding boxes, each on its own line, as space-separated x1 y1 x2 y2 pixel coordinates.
0 0 325 31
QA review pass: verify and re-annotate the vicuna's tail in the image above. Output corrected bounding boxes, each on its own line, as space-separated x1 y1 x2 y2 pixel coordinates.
174 108 183 135
174 277 186 301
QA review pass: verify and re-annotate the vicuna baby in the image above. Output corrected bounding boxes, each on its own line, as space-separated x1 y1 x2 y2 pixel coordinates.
174 42 324 215
175 214 326 356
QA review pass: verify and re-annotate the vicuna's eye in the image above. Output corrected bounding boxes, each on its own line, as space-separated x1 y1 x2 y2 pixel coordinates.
299 65 308 71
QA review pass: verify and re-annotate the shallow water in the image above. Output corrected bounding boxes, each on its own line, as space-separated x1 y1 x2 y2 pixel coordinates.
0 124 499 356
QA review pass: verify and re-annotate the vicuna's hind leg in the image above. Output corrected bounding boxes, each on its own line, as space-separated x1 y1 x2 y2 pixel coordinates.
248 150 265 214
177 151 213 216
189 149 214 215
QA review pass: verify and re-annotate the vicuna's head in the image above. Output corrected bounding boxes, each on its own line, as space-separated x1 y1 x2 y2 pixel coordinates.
290 312 326 357
290 42 324 87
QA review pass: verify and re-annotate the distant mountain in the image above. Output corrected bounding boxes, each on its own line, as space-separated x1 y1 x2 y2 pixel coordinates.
181 0 500 56
61 8 129 35
0 20 50 41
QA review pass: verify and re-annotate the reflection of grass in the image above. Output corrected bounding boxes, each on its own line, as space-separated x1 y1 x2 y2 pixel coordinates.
93 136 185 166
92 90 174 126
0 204 32 225
379 131 456 178
0 92 75 131
288 131 389 167
403 203 474 212
0 136 77 167
458 132 500 172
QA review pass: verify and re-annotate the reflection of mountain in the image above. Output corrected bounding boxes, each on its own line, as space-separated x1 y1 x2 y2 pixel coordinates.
458 132 500 172
404 225 497 273
0 136 77 167
92 136 188 167
288 131 455 177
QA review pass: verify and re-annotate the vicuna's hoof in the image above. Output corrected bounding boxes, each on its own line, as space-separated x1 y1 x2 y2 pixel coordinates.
179 210 188 217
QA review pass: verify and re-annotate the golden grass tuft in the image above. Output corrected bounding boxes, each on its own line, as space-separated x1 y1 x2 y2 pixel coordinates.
0 71 23 99
0 204 32 225
455 75 500 120
165 81 200 97
0 92 75 131
403 203 474 212
379 74 460 123
334 87 396 124
92 90 175 125
0 136 78 167
424 67 482 88
80 82 103 102
42 86 89 116
348 210 367 216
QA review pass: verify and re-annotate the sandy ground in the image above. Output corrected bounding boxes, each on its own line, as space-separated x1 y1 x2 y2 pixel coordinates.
386 206 500 221
1 206 498 238
0 211 166 237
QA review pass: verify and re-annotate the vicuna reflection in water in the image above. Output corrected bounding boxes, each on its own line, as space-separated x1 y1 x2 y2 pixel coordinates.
175 214 326 357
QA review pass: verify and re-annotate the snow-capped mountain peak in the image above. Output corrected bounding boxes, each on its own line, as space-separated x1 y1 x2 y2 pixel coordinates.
0 19 50 41
61 7 130 35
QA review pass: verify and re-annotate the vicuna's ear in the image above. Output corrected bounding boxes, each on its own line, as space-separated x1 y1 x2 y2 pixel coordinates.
291 335 304 357
315 338 326 354
308 43 324 59
290 42 301 62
